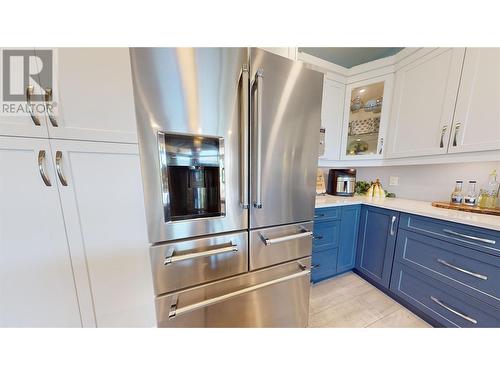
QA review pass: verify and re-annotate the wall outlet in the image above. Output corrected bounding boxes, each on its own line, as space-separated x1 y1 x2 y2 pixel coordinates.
389 176 399 186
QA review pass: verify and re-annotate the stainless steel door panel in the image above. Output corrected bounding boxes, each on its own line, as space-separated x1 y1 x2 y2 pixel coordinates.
156 258 311 327
249 49 323 229
249 222 313 270
150 231 248 295
130 48 249 243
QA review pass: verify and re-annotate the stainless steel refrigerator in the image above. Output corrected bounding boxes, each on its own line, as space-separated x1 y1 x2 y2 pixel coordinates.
130 48 323 327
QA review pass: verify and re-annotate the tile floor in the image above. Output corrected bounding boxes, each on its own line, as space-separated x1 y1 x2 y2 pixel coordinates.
308 271 431 328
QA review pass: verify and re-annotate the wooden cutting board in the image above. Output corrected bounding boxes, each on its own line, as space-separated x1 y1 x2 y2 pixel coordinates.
432 201 500 216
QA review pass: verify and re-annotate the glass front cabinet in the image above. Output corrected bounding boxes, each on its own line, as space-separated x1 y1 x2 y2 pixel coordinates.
340 74 394 160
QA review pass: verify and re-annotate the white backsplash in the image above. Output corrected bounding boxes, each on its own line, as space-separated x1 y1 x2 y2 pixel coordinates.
321 161 500 202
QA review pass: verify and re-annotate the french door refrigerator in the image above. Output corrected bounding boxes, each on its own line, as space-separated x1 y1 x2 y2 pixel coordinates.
130 48 323 327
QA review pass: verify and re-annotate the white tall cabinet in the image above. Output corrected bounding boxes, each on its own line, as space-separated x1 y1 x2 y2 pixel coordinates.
37 48 138 143
0 48 155 327
319 77 345 161
0 137 81 327
386 48 465 158
448 48 500 153
50 140 155 327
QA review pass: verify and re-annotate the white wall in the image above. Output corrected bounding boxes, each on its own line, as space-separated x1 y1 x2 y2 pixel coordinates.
322 161 500 203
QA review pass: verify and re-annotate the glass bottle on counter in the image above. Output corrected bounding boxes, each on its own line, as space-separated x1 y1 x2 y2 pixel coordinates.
450 180 464 205
478 169 500 208
463 180 478 206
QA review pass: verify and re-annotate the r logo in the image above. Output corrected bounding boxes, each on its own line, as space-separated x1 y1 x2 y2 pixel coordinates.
2 49 52 102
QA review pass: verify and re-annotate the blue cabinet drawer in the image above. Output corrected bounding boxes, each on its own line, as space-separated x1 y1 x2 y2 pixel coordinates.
314 207 340 222
399 213 500 257
395 229 500 309
311 247 338 283
312 220 340 252
390 263 500 328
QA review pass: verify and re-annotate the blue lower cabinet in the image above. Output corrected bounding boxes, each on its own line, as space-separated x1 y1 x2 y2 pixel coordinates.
337 205 361 273
311 247 338 283
312 219 340 252
394 229 500 310
355 205 399 289
312 205 361 283
390 262 500 328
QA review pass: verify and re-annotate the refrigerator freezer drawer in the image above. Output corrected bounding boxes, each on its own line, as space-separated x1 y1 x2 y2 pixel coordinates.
150 231 248 295
156 258 311 327
249 222 313 270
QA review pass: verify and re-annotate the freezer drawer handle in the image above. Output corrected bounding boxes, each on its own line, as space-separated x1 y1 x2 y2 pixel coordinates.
437 258 488 280
164 243 238 265
430 296 477 325
442 229 496 245
260 230 313 246
169 267 310 319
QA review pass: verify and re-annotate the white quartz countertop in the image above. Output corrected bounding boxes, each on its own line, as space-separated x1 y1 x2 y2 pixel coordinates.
315 195 500 232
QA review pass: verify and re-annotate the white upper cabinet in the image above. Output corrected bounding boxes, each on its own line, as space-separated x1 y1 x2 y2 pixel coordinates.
260 48 298 60
37 48 138 143
448 48 500 153
0 136 82 327
386 48 465 158
319 77 345 161
51 139 156 327
0 48 49 138
340 74 394 160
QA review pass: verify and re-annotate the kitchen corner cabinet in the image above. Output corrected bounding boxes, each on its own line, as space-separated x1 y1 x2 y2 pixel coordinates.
36 48 138 143
386 48 465 158
0 136 81 327
318 77 345 161
340 74 394 160
311 205 361 283
448 48 500 153
355 206 399 288
50 140 156 327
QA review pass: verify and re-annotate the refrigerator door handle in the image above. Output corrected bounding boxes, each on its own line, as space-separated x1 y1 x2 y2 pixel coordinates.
252 68 264 209
240 65 249 209
168 265 310 319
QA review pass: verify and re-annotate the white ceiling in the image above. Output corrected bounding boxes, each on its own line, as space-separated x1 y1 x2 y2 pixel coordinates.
298 47 404 68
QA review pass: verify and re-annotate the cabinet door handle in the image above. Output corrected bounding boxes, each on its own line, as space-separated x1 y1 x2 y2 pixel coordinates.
37 150 51 186
312 234 323 240
26 86 41 126
439 125 447 148
442 229 495 245
430 296 477 325
390 215 396 236
452 123 461 147
55 151 68 186
314 213 325 219
378 137 384 154
437 258 487 280
44 88 58 127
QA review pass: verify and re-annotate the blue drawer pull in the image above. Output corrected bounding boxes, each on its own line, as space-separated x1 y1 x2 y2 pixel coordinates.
430 296 478 325
443 229 496 245
314 213 325 219
437 258 488 280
